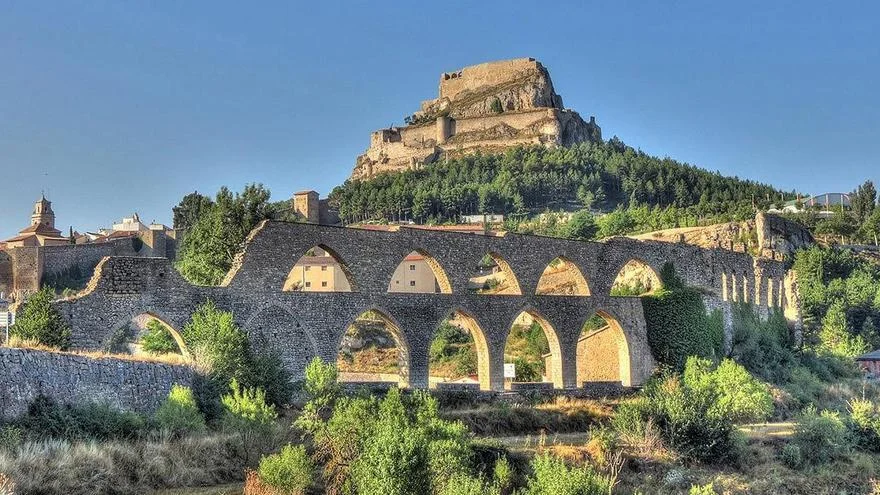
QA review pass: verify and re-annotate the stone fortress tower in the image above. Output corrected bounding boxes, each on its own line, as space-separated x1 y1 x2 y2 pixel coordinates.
351 58 602 180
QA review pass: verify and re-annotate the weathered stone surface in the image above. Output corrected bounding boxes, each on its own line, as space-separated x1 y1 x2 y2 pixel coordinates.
0 347 194 420
351 58 602 180
53 221 801 393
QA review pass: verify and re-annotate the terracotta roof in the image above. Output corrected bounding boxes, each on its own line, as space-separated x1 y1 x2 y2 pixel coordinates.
856 349 880 361
17 223 62 236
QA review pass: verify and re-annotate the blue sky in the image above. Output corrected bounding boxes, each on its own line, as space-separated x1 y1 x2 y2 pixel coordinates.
1 1 878 239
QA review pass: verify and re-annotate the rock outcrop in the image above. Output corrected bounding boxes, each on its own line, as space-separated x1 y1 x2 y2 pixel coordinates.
352 58 602 180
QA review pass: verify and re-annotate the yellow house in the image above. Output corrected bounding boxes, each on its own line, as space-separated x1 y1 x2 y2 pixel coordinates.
284 248 439 293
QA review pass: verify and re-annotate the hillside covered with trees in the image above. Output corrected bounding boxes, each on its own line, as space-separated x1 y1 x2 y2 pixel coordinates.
329 139 794 226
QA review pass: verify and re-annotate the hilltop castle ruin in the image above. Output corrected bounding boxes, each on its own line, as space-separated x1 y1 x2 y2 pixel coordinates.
351 58 602 180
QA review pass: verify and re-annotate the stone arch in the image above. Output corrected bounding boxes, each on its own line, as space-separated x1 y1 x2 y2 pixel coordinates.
337 307 410 387
283 244 356 292
387 248 452 294
504 308 563 388
429 308 492 391
610 258 662 296
242 302 319 381
469 251 522 295
106 310 190 359
535 256 591 296
575 309 633 387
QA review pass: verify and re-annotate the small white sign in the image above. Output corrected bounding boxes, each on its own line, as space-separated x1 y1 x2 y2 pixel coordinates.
504 363 516 379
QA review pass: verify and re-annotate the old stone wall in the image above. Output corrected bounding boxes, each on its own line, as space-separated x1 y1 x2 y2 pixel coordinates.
0 347 194 420
0 250 12 297
41 237 140 280
54 221 800 394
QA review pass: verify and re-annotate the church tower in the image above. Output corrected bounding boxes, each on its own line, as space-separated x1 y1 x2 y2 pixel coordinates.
30 195 56 229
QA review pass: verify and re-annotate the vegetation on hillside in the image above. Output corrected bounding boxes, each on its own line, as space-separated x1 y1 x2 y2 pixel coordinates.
329 141 790 225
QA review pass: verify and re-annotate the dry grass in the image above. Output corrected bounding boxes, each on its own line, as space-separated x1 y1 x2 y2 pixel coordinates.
443 398 610 436
0 433 246 495
3 337 190 366
0 473 13 495
243 469 275 495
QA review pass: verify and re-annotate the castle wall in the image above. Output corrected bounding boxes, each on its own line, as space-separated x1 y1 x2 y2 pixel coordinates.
0 346 194 420
439 58 541 102
41 238 140 280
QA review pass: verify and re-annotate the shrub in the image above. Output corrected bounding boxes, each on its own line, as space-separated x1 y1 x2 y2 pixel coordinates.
689 484 718 495
613 371 739 464
492 456 514 493
439 474 498 495
849 398 880 451
791 407 851 464
182 301 292 407
8 287 71 350
780 443 803 469
0 427 21 453
682 357 773 423
140 319 180 355
524 453 614 495
18 396 146 441
222 379 277 464
257 444 313 494
154 385 206 437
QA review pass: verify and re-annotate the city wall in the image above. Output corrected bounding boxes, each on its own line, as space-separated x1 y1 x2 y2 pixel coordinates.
0 346 194 420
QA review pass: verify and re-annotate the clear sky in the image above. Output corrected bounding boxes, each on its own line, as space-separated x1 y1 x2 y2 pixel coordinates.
1 1 878 239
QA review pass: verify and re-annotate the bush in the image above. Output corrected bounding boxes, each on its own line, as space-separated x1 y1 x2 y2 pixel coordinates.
0 427 21 453
154 385 206 437
682 357 773 423
780 443 803 469
297 387 475 495
689 484 718 495
140 319 180 355
182 301 292 407
8 287 71 350
439 474 498 495
257 443 313 494
849 398 880 451
524 453 614 495
791 407 851 464
18 396 147 441
613 370 739 464
222 379 277 464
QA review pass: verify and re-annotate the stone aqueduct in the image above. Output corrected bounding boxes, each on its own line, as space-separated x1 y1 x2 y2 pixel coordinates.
54 221 800 392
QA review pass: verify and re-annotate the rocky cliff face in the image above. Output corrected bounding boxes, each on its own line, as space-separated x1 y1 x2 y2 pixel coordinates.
351 58 601 180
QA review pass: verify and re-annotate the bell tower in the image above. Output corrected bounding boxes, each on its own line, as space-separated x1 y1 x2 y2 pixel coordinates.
31 195 56 229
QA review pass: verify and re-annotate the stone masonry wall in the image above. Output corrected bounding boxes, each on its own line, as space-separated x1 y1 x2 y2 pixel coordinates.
0 347 194 420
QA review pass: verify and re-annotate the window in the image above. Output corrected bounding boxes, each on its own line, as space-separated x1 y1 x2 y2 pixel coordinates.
305 281 311 287
321 281 328 287
409 264 416 271
304 266 311 271
321 265 327 271
409 280 416 287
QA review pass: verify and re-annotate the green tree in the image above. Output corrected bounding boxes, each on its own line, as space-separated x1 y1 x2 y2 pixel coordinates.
819 301 868 358
139 319 180 354
172 191 214 231
9 287 71 350
851 180 877 224
222 378 277 464
561 210 597 240
154 384 206 437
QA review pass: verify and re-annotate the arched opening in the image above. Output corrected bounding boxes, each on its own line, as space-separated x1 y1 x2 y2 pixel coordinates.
732 274 739 302
611 259 662 296
243 304 316 381
387 249 452 293
428 310 491 390
721 273 729 301
742 275 750 303
468 252 522 295
337 309 409 388
575 311 632 387
104 312 188 360
504 310 562 389
535 256 591 296
283 245 355 292
767 277 775 308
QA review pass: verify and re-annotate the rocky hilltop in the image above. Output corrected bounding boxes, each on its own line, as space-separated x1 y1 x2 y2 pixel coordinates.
351 58 602 180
